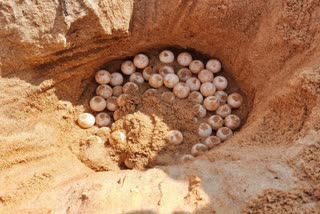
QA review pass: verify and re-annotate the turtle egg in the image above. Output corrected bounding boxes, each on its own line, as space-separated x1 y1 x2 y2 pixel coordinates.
177 68 192 82
206 59 222 73
149 74 163 88
164 73 179 88
121 60 136 75
166 130 183 145
95 70 111 85
216 104 232 118
86 135 103 144
186 77 201 91
143 88 158 97
129 72 144 84
225 114 241 130
189 60 204 74
89 96 107 112
198 123 212 137
78 113 95 129
213 76 228 90
106 96 119 111
117 94 130 107
227 93 243 108
161 91 175 103
124 158 135 169
200 82 216 97
216 127 233 141
159 50 175 63
208 115 224 130
198 69 214 83
159 65 175 77
142 66 155 81
214 91 228 104
204 136 221 149
191 143 208 157
188 91 203 104
109 130 127 146
177 52 193 66
193 104 207 118
95 112 112 127
96 85 113 99
110 72 124 86
173 82 190 99
133 54 149 69
203 96 220 111
180 154 194 163
123 82 139 94
112 86 123 97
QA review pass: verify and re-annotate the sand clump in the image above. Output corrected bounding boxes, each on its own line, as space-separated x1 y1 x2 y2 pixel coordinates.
81 82 208 170
296 141 320 183
244 188 320 213
109 111 168 169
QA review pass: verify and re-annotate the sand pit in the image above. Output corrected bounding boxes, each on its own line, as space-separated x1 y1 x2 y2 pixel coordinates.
1 0 320 213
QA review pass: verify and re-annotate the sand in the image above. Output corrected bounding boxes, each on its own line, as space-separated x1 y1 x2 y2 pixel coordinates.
0 0 320 213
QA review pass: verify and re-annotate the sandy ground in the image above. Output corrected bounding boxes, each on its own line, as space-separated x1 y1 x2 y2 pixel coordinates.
0 0 320 213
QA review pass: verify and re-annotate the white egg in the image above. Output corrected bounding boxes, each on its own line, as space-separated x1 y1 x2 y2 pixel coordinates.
216 127 233 141
224 114 241 130
203 136 221 149
191 143 208 157
95 70 111 85
206 59 222 73
159 65 174 77
159 50 175 63
164 73 179 88
142 66 155 81
177 68 192 82
89 96 107 112
213 76 228 90
179 154 194 163
123 82 139 94
129 72 144 84
192 104 207 118
200 82 216 97
189 60 204 74
133 54 149 69
227 93 243 108
198 69 214 83
95 112 112 127
106 96 119 111
208 115 224 130
112 86 123 97
149 74 164 88
203 96 220 111
216 104 232 118
96 84 113 99
78 113 95 129
188 91 203 104
166 130 183 145
186 77 201 91
110 72 124 86
177 52 192 66
214 90 228 104
121 60 136 75
173 82 191 99
198 123 212 137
